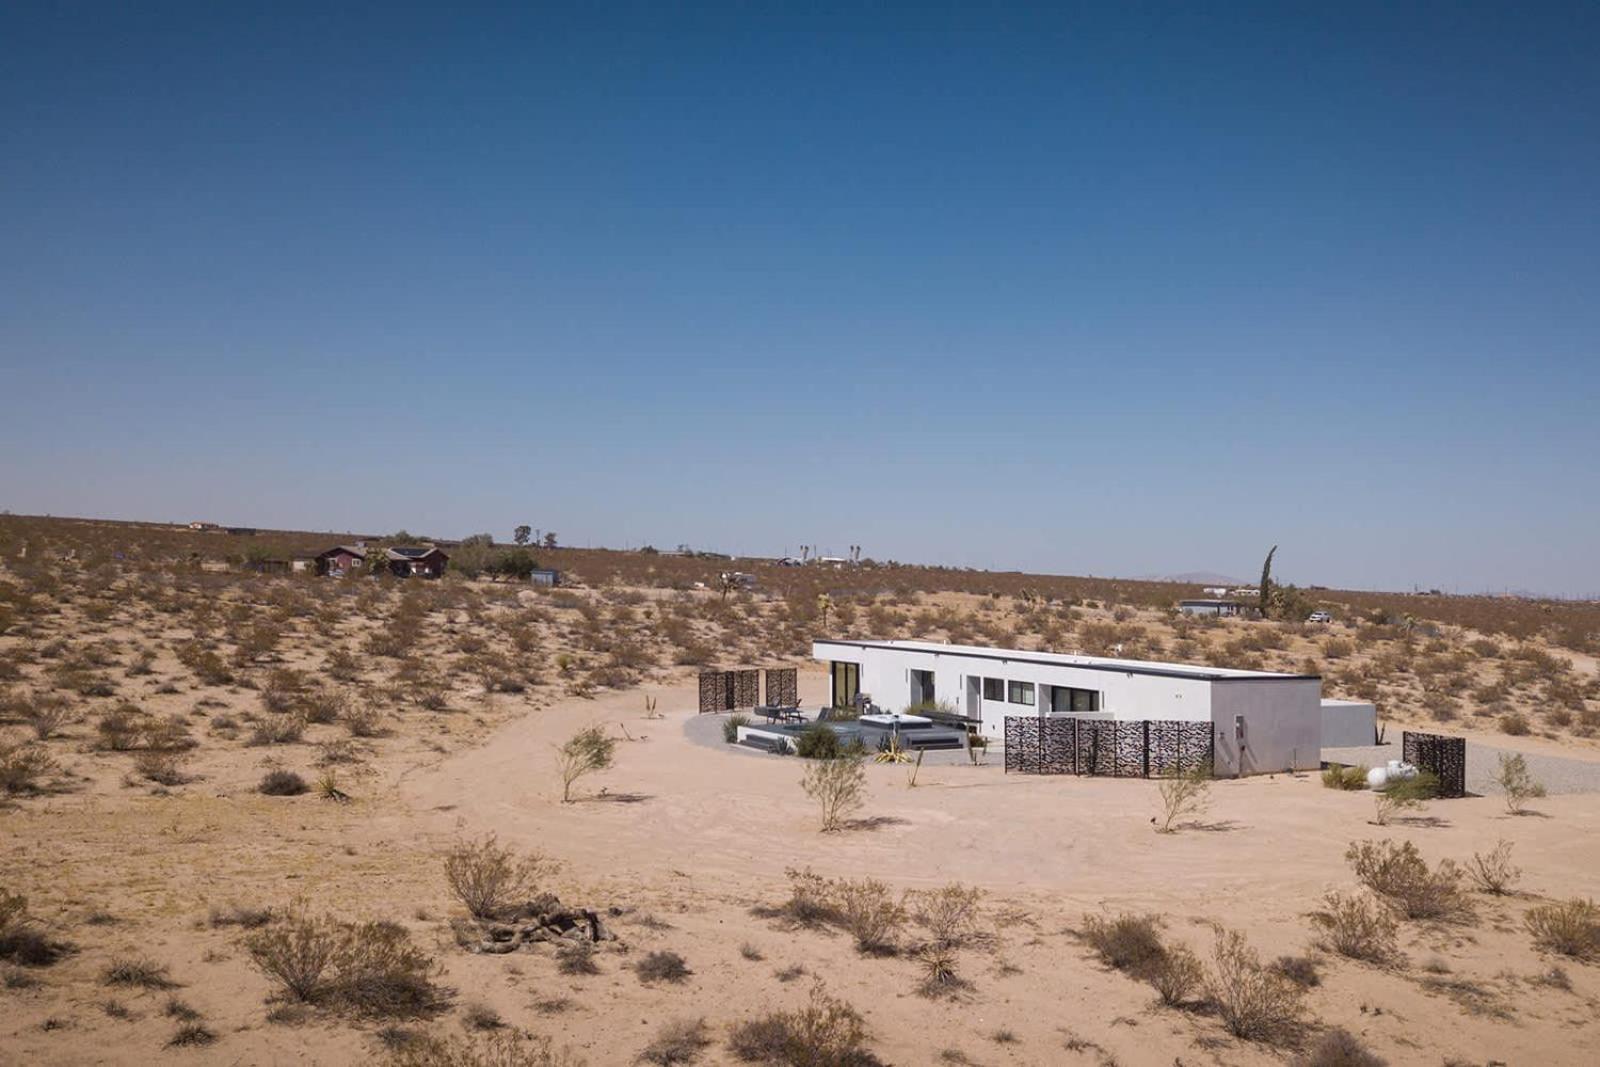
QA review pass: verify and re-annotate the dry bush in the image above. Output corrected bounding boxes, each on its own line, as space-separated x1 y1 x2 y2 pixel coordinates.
259 769 309 796
801 753 866 832
344 702 385 738
1080 912 1166 975
1465 840 1521 895
1291 1027 1386 1067
1147 942 1204 1006
1322 764 1368 790
1310 891 1399 962
907 884 984 948
301 688 348 725
1346 840 1466 921
166 1022 218 1048
443 835 551 920
766 868 843 928
1371 770 1438 825
1498 712 1530 736
248 910 444 1017
727 982 881 1066
133 751 189 786
832 880 906 955
250 714 307 746
913 943 968 999
1 889 73 967
95 704 144 750
1493 753 1546 814
640 1018 712 1066
636 950 691 984
384 1028 584 1067
555 941 598 976
1524 899 1600 960
1206 926 1307 1043
16 692 77 739
0 740 58 794
103 957 178 989
1155 762 1212 832
1271 955 1321 988
555 725 615 802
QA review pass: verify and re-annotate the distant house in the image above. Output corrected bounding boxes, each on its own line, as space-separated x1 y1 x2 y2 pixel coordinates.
188 521 220 532
386 546 449 579
290 558 314 573
1179 598 1245 617
528 567 561 587
315 544 368 577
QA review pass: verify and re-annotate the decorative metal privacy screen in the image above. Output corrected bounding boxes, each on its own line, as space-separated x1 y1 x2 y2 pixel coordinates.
764 668 799 708
698 669 764 713
1402 730 1467 798
1004 717 1214 777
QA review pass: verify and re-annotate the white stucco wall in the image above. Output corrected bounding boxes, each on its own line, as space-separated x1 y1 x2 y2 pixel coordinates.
1209 679 1323 776
1320 700 1378 748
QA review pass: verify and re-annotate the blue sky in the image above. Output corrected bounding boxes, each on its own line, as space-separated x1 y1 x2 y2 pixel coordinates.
2 3 1597 594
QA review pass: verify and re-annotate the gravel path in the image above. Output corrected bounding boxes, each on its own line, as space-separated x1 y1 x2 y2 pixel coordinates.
1322 740 1600 796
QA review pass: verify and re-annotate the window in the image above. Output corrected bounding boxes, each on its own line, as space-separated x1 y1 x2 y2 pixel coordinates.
982 677 1005 701
1049 686 1101 713
1007 680 1035 706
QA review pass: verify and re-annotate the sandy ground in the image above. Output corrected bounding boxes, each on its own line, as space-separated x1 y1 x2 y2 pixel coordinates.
4 669 1600 1066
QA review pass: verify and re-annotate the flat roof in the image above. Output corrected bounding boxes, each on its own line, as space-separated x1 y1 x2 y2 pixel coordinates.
813 638 1319 683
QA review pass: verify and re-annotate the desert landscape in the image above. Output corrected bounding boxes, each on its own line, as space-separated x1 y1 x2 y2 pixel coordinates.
2 514 1598 1066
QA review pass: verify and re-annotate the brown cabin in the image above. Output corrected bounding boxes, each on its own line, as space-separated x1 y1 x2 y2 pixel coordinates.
385 546 449 579
315 544 368 577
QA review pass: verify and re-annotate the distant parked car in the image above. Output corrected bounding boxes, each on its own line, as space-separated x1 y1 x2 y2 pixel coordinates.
1307 611 1333 623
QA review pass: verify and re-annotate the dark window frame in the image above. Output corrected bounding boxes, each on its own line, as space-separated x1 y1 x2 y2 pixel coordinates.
981 677 1005 701
1007 680 1036 706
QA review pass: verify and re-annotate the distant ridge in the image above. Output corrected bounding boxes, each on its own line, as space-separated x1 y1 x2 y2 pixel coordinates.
1134 571 1247 586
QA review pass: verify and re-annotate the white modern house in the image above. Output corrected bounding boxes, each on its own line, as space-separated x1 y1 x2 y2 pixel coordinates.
813 638 1324 777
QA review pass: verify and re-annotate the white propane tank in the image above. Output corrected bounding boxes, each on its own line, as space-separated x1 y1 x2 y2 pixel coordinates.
1366 766 1389 790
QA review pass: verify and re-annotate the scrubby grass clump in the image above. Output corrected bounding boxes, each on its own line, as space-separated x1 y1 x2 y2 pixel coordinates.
1345 840 1467 921
384 1028 584 1067
1524 899 1600 960
1 889 72 967
0 740 58 794
1206 926 1307 1043
1465 840 1521 895
636 951 692 984
246 908 447 1018
1310 891 1399 962
259 769 309 796
1079 912 1202 1006
727 983 882 1066
1322 764 1369 791
1291 1027 1387 1067
640 1018 712 1066
833 879 906 956
442 835 551 920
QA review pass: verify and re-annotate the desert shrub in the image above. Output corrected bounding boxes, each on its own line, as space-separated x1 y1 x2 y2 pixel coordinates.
801 753 865 832
1371 770 1438 825
722 713 750 743
301 688 348 725
443 835 550 920
385 1028 583 1067
913 943 966 999
95 704 144 750
167 1022 219 1047
1524 899 1600 960
0 734 55 793
771 868 842 928
250 714 306 746
1291 1027 1386 1067
344 702 385 738
795 722 842 760
336 920 446 1018
1310 891 1399 962
1498 712 1530 736
247 909 344 1001
17 692 76 739
1080 912 1166 975
555 941 598 976
636 950 692 984
140 714 196 751
1146 942 1204 1006
259 770 309 796
1345 840 1466 921
1493 753 1546 814
555 725 615 802
210 904 275 929
640 1018 712 1066
907 884 984 949
103 957 177 989
727 983 881 1066
1271 955 1321 988
1155 761 1212 832
133 751 188 786
833 879 906 955
260 669 305 714
1466 840 1521 895
1322 764 1368 791
1206 926 1307 1043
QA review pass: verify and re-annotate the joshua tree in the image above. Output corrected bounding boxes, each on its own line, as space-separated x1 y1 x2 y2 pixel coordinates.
1258 545 1277 620
817 593 833 631
513 525 531 546
542 532 558 550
